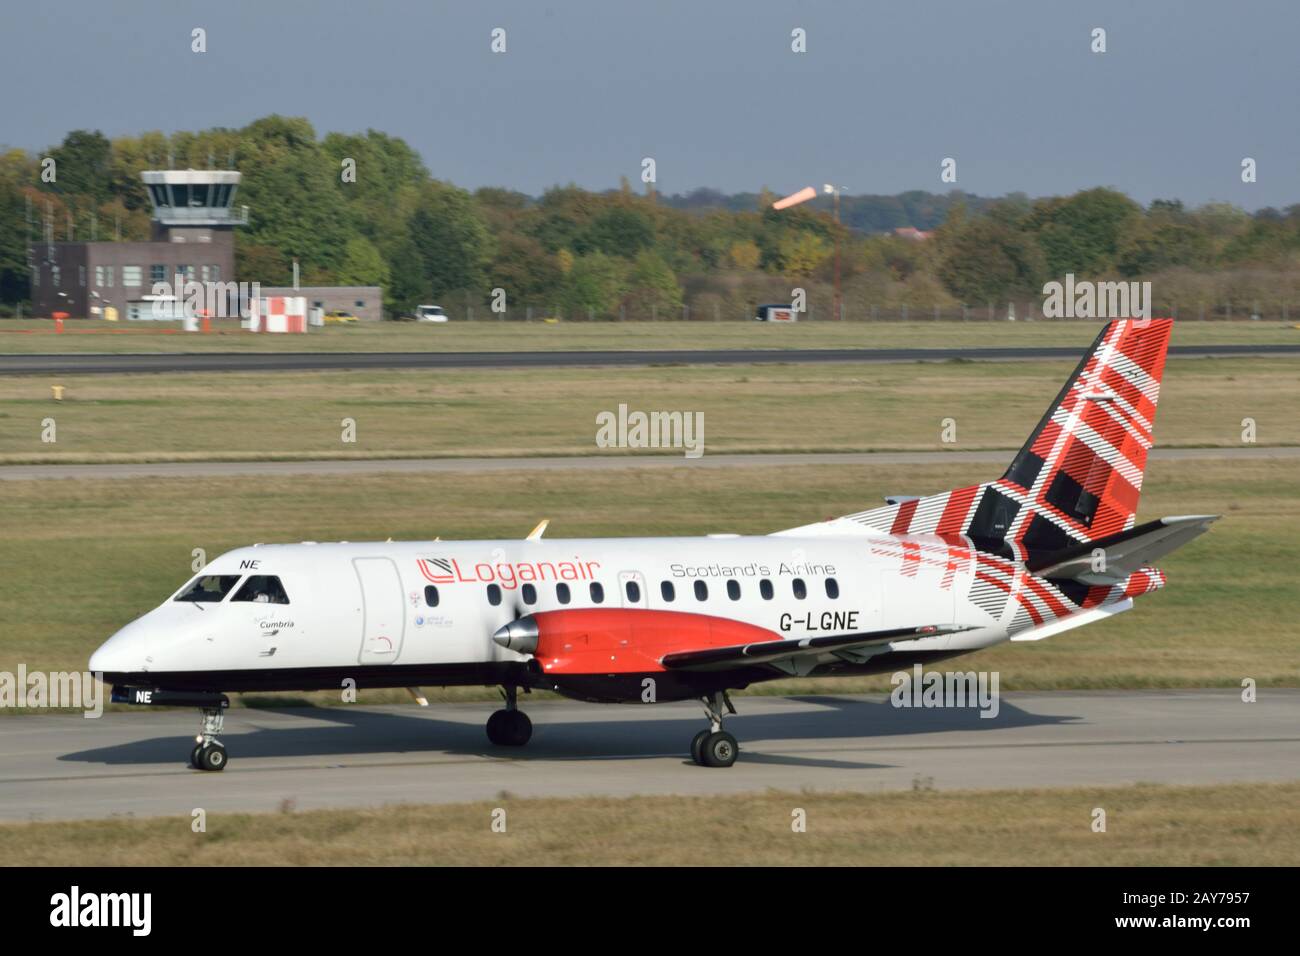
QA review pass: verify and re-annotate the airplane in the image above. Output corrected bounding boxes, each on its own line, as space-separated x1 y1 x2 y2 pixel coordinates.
90 317 1215 771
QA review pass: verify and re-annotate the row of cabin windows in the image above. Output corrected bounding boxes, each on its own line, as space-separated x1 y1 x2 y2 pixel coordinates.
426 581 601 608
424 577 839 609
659 577 838 602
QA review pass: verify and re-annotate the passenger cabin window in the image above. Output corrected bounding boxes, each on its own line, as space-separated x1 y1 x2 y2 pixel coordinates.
661 581 675 602
487 584 502 606
522 583 537 605
726 579 741 601
760 579 774 601
625 580 641 603
175 574 241 603
232 575 290 605
424 585 440 607
589 582 604 604
825 578 839 599
556 583 571 605
792 578 807 600
694 580 708 601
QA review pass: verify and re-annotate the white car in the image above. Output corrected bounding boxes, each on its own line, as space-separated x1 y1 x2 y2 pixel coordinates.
415 304 448 323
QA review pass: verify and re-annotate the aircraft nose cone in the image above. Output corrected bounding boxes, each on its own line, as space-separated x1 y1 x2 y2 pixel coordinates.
493 617 539 654
88 608 178 676
89 630 137 676
87 645 111 674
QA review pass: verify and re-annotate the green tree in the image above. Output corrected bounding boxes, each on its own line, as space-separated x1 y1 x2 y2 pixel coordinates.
626 250 682 316
489 232 563 305
778 232 832 277
936 210 1047 302
49 130 114 205
236 243 291 285
728 240 761 270
0 151 37 303
407 182 492 299
383 236 427 312
1116 220 1213 276
584 205 654 258
529 185 600 253
1031 188 1142 275
561 252 628 316
234 117 354 276
334 237 391 288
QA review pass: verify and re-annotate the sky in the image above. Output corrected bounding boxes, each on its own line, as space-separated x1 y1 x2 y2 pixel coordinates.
1 0 1295 209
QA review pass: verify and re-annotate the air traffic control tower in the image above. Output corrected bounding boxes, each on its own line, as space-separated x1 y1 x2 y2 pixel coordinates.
33 170 247 319
140 169 247 241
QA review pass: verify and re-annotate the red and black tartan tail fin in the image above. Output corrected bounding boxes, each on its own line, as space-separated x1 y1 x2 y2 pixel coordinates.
775 319 1175 560
972 318 1174 557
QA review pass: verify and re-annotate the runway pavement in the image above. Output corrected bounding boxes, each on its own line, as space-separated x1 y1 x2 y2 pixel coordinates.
1 690 1295 821
3 342 1299 375
2 445 1295 481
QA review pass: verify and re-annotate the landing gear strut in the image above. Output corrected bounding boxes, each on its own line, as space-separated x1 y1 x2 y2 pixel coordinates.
486 685 532 747
691 691 739 768
190 707 228 771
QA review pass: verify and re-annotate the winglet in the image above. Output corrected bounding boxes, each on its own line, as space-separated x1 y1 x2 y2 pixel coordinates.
526 519 549 541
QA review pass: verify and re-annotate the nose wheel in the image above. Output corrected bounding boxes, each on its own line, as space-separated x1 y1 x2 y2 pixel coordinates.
190 707 228 771
691 691 739 768
486 685 533 747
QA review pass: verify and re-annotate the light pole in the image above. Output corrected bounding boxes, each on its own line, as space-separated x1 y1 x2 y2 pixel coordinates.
823 184 844 321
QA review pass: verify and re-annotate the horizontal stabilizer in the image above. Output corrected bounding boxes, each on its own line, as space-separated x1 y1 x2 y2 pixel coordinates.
661 623 970 671
1029 514 1218 584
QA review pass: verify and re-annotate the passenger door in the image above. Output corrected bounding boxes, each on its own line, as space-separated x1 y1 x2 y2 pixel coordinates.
354 557 406 664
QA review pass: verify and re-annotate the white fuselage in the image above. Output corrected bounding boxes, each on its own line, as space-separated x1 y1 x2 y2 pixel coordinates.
90 534 1012 681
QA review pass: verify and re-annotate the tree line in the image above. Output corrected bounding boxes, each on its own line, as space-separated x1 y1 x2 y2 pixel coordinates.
2 115 1298 318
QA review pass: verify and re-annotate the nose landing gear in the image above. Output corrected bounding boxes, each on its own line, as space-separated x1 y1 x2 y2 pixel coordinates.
691 691 739 768
486 685 533 747
111 686 232 771
190 706 228 772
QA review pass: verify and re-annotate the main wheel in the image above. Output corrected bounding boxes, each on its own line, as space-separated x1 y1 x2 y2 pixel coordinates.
198 742 227 772
189 743 204 769
690 730 709 765
505 710 532 746
700 731 738 768
485 709 510 745
486 709 532 746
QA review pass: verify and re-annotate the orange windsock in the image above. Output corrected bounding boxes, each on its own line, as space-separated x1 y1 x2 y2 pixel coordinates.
772 186 817 210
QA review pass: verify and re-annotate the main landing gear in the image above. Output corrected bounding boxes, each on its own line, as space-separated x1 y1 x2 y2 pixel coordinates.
486 685 533 747
190 706 228 772
691 691 739 768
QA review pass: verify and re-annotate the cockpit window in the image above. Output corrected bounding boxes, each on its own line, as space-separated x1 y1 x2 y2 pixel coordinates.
232 575 290 605
175 574 241 603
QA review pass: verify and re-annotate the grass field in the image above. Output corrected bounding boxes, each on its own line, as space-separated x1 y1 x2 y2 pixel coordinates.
2 457 1295 697
1 317 1298 353
1 782 1294 865
1 356 1295 463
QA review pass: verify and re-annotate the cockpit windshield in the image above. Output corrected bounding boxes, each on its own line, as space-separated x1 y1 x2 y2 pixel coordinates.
175 574 242 603
232 575 290 605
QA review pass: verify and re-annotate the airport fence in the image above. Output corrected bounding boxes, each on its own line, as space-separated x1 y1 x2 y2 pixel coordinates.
446 300 1299 323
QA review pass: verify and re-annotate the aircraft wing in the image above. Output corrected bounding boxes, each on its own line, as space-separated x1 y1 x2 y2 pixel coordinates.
660 623 971 672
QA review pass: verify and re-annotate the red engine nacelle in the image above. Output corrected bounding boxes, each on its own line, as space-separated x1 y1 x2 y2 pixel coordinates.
493 608 780 675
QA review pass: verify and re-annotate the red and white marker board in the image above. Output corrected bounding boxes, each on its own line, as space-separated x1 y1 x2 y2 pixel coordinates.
249 296 308 333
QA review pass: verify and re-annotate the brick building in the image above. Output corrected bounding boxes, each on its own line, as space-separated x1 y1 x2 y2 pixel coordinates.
32 170 245 319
